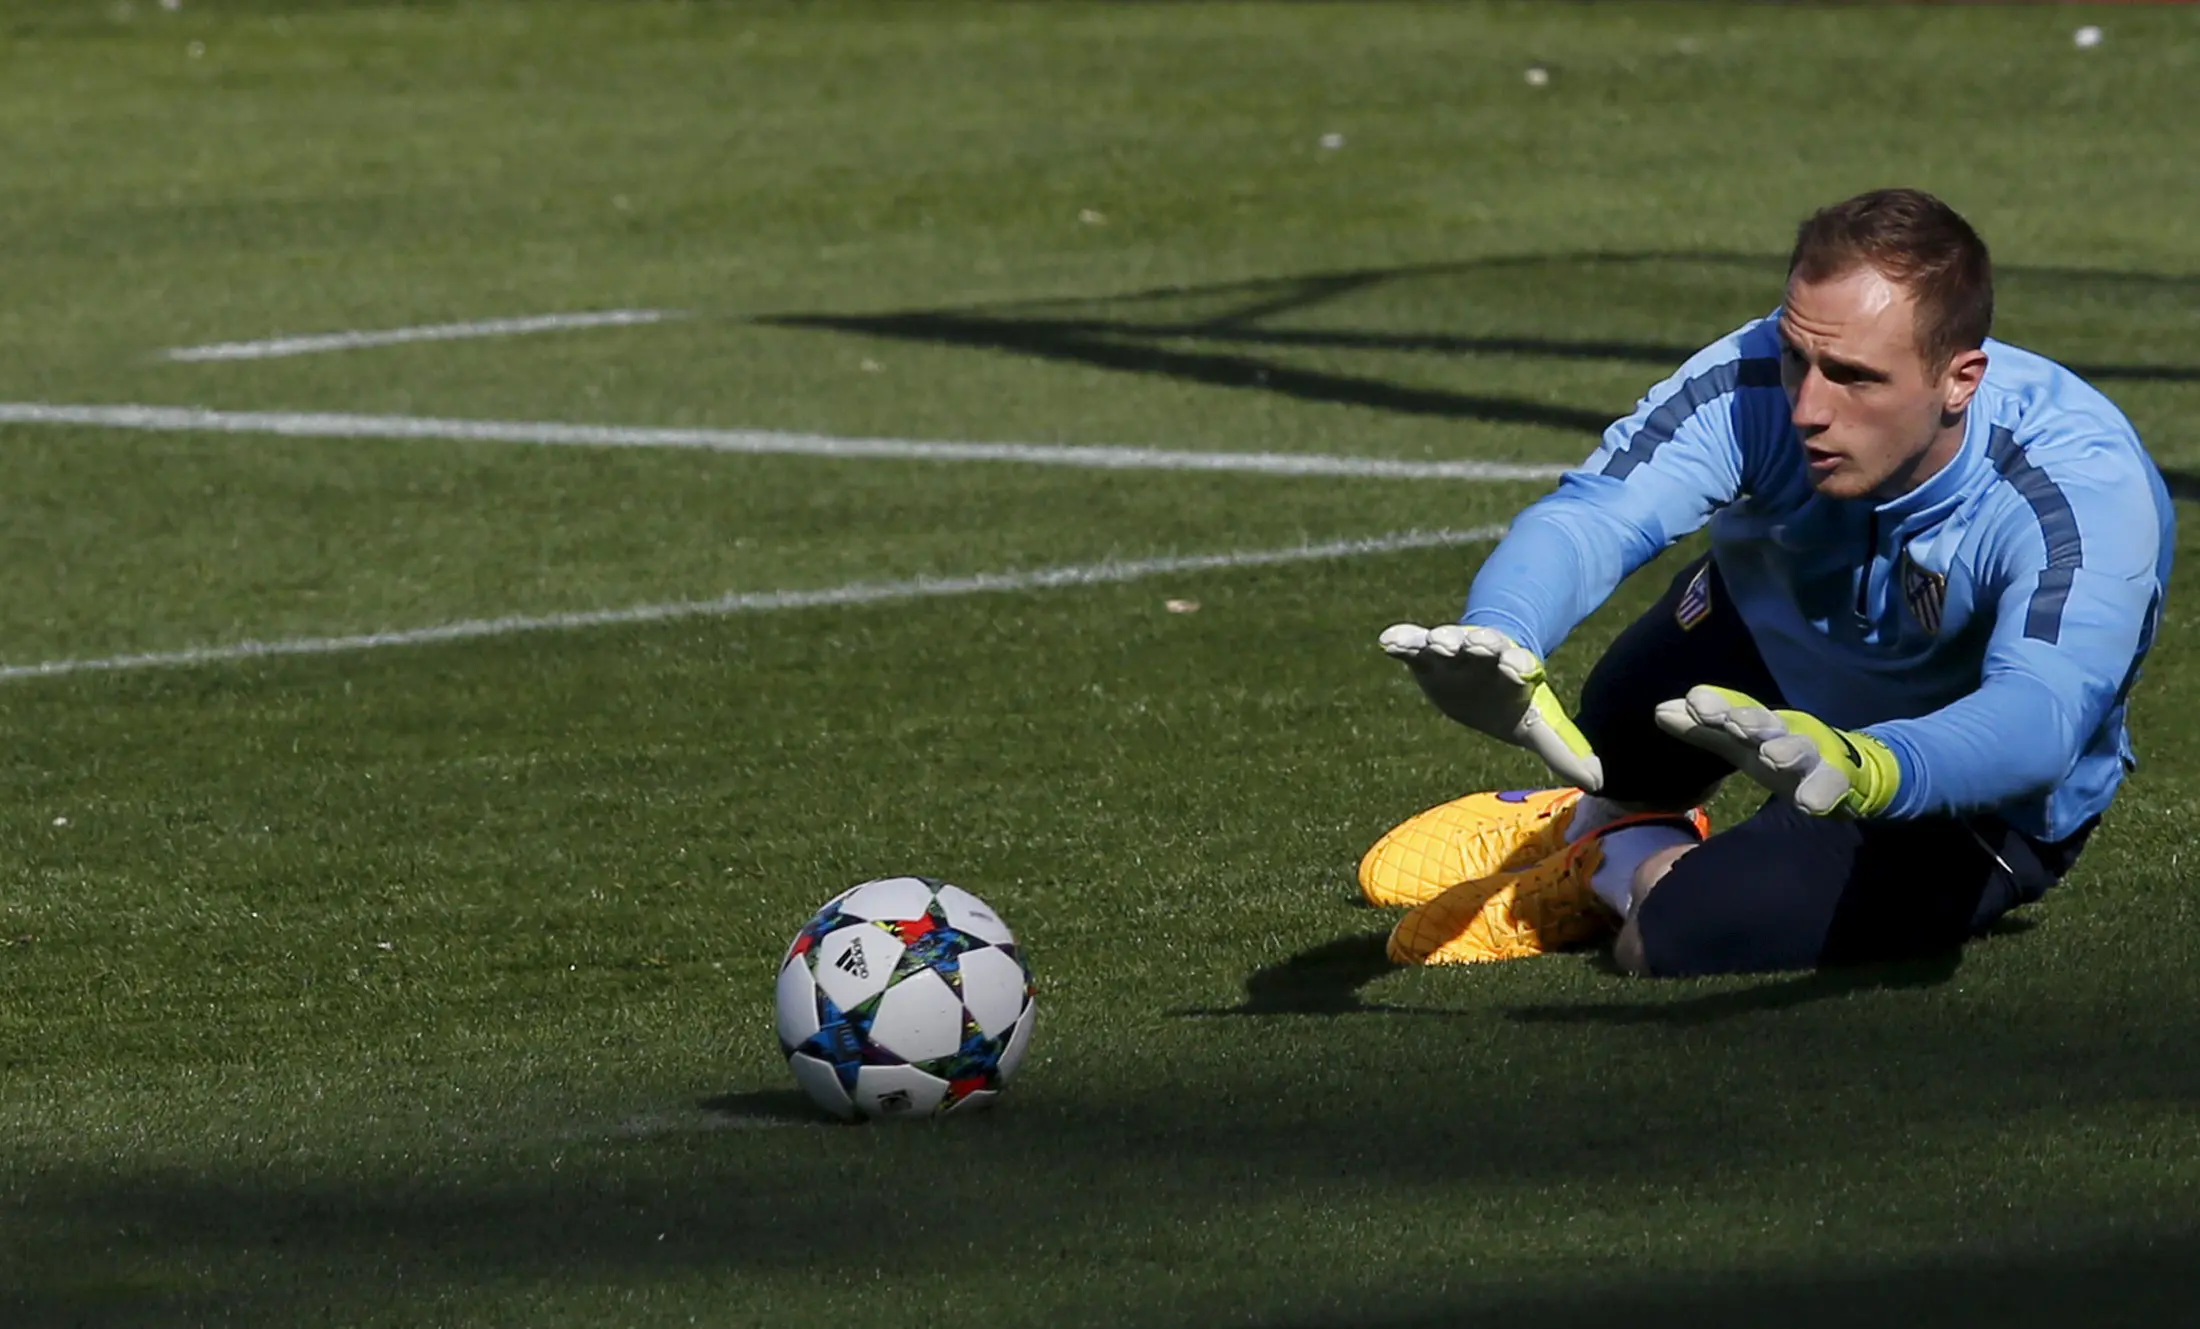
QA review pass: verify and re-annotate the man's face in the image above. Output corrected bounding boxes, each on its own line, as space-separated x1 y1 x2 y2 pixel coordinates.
1778 266 1979 501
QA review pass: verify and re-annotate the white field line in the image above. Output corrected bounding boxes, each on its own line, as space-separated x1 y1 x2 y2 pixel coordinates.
161 309 684 362
0 401 1575 482
0 526 1505 683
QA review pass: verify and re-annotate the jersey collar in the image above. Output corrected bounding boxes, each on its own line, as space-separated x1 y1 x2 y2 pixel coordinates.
1871 399 1991 532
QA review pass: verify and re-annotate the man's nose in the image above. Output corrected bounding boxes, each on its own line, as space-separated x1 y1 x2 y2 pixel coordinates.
1790 369 1834 433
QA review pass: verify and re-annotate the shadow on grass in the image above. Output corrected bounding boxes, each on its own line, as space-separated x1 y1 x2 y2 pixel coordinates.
1188 904 2022 1026
2156 468 2200 505
1246 1228 2200 1329
1175 929 1463 1017
10 1231 2196 1329
10 944 2198 1329
762 250 2200 437
1506 949 1962 1026
767 305 1622 433
1507 911 2049 1026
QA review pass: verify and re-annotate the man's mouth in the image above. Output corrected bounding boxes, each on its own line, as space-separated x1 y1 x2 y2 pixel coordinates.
1805 446 1843 473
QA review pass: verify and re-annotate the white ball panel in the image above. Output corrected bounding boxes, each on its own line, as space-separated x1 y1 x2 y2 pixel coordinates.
773 957 821 1049
812 924 904 1012
836 876 938 923
935 884 1015 946
853 1063 949 1120
955 945 1030 1040
945 1089 998 1115
787 1051 857 1120
865 969 965 1063
994 1002 1036 1087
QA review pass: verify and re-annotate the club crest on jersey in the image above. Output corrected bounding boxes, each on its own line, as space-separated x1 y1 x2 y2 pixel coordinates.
1902 555 1946 634
1674 563 1713 631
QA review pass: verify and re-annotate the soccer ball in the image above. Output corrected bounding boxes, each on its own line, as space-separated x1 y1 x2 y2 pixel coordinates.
774 876 1036 1121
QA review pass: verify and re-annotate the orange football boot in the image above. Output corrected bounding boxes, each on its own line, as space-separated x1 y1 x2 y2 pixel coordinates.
1386 808 1711 965
1358 788 1583 909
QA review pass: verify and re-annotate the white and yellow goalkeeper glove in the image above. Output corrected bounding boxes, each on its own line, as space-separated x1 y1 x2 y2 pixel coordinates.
1378 623 1605 792
1654 685 1901 817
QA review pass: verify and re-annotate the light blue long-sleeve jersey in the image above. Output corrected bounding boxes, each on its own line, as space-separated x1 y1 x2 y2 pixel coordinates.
1463 313 2174 843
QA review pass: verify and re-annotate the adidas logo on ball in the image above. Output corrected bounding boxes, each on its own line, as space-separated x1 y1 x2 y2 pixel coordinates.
834 941 869 980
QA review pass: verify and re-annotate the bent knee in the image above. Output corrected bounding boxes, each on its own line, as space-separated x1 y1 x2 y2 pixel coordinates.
1613 844 1699 979
1629 843 1697 912
1630 865 1826 978
1613 922 1651 977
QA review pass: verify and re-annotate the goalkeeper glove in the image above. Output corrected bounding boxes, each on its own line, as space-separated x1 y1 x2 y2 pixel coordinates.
1379 623 1605 792
1653 685 1901 817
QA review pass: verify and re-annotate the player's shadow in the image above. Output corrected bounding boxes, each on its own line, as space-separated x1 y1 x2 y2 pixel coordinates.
760 250 2200 435
1245 1224 2200 1329
767 303 1620 433
1504 947 1964 1027
1184 906 2012 1023
1177 930 1464 1018
2156 468 2200 506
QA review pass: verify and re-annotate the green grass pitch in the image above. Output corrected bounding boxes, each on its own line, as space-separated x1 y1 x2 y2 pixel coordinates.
3 2 2200 1325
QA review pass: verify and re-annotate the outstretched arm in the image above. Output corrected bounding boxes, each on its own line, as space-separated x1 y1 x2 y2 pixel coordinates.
1462 345 1774 658
1381 326 1778 786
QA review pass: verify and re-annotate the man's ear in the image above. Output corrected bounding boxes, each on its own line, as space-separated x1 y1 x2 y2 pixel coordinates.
1941 346 1988 414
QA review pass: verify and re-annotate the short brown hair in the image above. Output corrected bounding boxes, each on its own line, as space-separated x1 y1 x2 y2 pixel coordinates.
1788 188 1993 372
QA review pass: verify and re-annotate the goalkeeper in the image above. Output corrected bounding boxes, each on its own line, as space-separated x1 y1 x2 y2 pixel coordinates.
1366 188 2174 976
